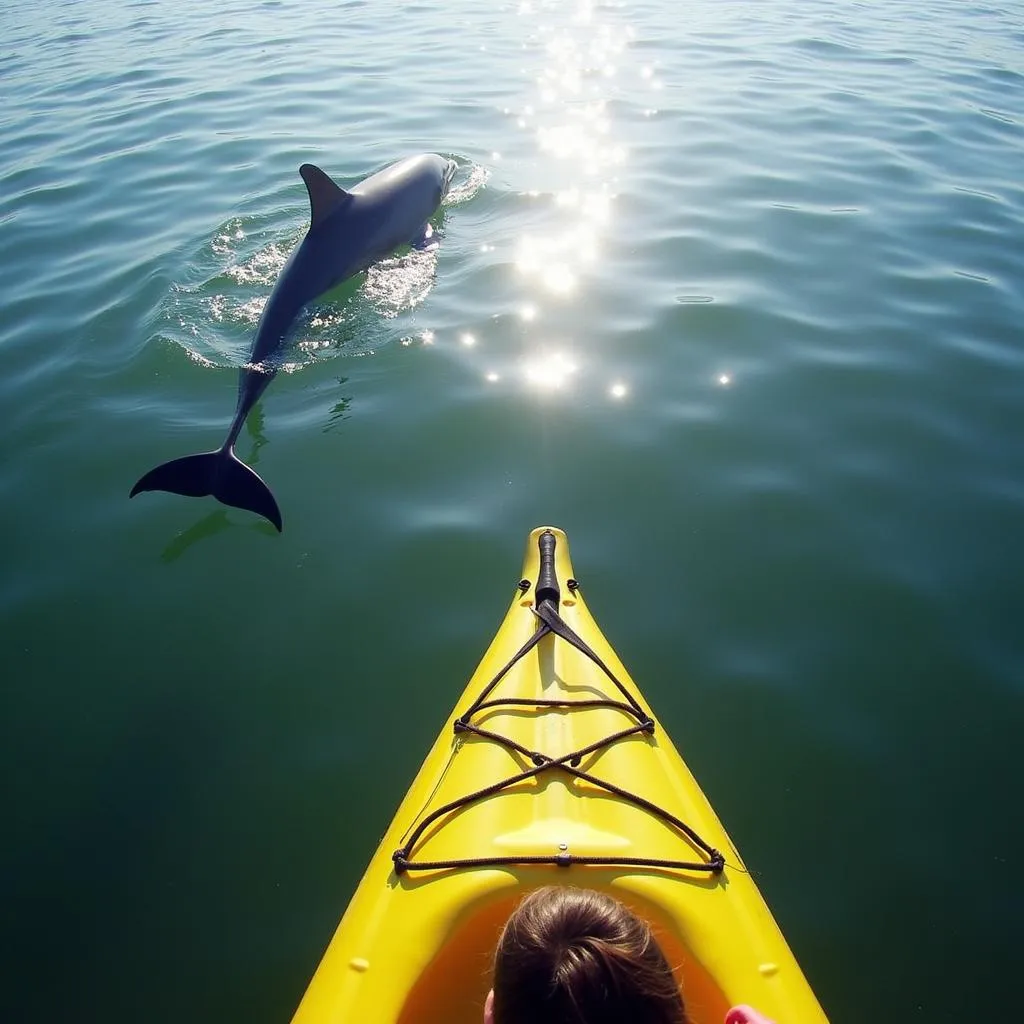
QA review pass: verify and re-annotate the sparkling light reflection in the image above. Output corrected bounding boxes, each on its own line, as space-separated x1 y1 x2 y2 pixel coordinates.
503 0 629 380
523 352 578 391
454 0 640 402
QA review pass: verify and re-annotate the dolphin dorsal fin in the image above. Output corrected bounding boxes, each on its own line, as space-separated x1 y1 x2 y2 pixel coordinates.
299 163 350 227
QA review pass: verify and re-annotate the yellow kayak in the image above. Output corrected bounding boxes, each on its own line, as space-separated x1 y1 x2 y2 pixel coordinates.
291 527 829 1024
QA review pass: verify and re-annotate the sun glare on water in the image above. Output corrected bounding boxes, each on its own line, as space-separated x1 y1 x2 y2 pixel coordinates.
445 1 647 404
523 352 579 391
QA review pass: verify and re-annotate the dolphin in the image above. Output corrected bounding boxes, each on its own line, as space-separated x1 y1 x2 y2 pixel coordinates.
130 153 457 531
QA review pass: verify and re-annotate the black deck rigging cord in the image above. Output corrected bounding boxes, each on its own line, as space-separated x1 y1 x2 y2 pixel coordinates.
393 531 724 877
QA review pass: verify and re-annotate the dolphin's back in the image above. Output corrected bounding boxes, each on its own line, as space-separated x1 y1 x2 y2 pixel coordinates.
251 181 433 365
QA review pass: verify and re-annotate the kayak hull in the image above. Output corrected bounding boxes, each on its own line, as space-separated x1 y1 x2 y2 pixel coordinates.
291 527 829 1024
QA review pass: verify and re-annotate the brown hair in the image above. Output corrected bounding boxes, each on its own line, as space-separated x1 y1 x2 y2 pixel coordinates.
491 886 687 1024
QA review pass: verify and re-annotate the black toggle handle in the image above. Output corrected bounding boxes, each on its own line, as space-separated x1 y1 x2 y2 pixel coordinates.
535 530 560 608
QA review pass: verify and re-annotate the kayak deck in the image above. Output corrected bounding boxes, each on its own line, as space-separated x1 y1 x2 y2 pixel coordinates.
291 527 828 1024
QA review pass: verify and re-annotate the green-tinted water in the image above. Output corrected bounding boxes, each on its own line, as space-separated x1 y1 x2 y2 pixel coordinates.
3 1 1023 1021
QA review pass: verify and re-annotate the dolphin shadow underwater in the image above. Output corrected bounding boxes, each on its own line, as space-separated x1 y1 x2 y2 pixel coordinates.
130 153 457 531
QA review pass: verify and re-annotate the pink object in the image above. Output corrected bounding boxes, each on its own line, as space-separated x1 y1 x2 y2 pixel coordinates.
725 1006 777 1024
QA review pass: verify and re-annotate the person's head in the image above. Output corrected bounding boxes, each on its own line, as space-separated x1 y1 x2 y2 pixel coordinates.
484 886 687 1024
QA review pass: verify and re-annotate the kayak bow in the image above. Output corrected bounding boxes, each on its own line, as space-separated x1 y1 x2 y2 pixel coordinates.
291 527 829 1024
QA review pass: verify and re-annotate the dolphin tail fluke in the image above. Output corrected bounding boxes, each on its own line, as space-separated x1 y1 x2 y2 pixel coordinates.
210 450 283 531
130 449 283 531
